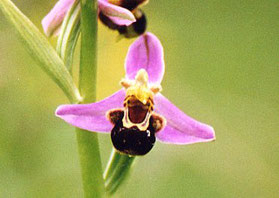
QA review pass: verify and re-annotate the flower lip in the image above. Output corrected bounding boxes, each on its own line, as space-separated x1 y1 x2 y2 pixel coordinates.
111 111 156 156
121 69 158 131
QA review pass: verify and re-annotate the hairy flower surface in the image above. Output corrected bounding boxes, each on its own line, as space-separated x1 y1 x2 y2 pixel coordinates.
42 0 137 37
56 33 215 155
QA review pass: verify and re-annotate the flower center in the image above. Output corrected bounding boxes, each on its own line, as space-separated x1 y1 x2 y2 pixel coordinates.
120 69 161 131
107 69 166 156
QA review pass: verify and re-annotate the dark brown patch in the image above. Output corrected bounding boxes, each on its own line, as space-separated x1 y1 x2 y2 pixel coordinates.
107 109 124 125
111 114 156 156
128 102 149 123
151 113 165 133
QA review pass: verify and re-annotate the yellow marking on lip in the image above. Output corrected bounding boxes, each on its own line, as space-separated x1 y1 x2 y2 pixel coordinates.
122 69 154 105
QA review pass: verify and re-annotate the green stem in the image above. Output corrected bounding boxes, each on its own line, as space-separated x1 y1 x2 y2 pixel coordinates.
104 149 136 195
79 0 98 99
76 0 105 197
76 129 105 198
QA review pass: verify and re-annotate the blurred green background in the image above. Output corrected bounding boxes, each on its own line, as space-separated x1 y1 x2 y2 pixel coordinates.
1 0 278 197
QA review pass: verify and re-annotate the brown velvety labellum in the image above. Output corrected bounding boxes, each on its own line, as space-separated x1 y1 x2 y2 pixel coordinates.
128 103 148 123
111 114 156 156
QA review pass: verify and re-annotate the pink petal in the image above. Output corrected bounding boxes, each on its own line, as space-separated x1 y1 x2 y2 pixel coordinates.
98 0 136 26
55 89 125 133
154 94 215 144
42 0 75 37
125 32 165 84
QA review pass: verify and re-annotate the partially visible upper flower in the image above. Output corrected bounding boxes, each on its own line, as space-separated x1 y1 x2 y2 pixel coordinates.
55 32 215 156
99 0 148 38
42 0 147 37
42 0 137 37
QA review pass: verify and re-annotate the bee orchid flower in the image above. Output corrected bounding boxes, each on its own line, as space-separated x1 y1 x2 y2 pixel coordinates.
42 0 136 37
56 32 215 156
42 0 147 37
